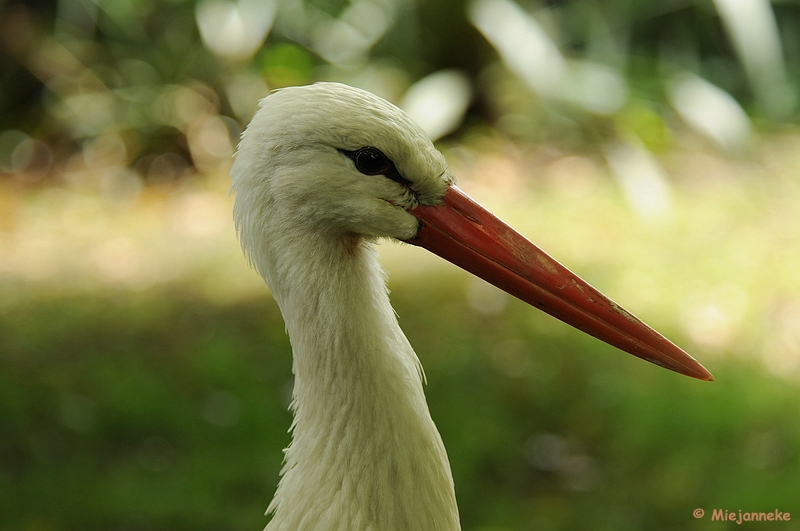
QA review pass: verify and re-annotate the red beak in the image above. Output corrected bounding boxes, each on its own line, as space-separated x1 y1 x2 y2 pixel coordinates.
404 185 713 381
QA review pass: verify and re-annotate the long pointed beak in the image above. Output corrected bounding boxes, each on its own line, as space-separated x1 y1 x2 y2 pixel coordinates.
404 185 713 381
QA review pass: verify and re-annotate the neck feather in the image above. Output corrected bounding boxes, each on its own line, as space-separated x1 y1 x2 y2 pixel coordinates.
263 232 460 531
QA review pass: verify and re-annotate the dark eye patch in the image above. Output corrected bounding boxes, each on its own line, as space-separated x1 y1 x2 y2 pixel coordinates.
340 147 413 188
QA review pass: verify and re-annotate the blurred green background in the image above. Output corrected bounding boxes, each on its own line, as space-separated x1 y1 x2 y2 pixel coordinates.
2 0 800 529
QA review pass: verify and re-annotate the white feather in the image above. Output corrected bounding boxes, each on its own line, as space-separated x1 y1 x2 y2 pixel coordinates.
231 83 460 531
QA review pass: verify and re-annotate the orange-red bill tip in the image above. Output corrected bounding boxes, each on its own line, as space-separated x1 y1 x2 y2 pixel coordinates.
404 185 713 382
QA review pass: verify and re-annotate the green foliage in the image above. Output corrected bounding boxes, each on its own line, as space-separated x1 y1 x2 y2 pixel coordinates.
0 291 293 530
1 280 798 531
257 44 315 88
3 0 800 179
2 1 800 529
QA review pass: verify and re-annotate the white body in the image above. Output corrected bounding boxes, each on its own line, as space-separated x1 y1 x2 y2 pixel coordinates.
231 83 461 531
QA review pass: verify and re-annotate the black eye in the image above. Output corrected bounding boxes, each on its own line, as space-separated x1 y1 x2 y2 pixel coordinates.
339 147 414 188
352 147 390 175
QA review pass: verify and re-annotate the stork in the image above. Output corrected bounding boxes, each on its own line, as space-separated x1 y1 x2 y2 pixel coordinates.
230 82 712 531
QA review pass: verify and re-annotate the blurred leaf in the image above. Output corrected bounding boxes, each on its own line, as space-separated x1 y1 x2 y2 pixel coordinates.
257 43 314 88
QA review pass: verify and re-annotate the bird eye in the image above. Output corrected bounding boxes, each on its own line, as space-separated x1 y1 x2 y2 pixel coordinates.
353 147 390 175
340 147 414 189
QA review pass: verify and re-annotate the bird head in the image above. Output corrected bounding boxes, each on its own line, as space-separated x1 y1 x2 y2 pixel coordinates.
231 82 453 246
231 82 713 382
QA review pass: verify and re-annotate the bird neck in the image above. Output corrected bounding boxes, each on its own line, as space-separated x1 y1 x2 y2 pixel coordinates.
264 232 460 531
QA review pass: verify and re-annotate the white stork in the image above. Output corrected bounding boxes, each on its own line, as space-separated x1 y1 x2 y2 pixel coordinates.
230 82 712 531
